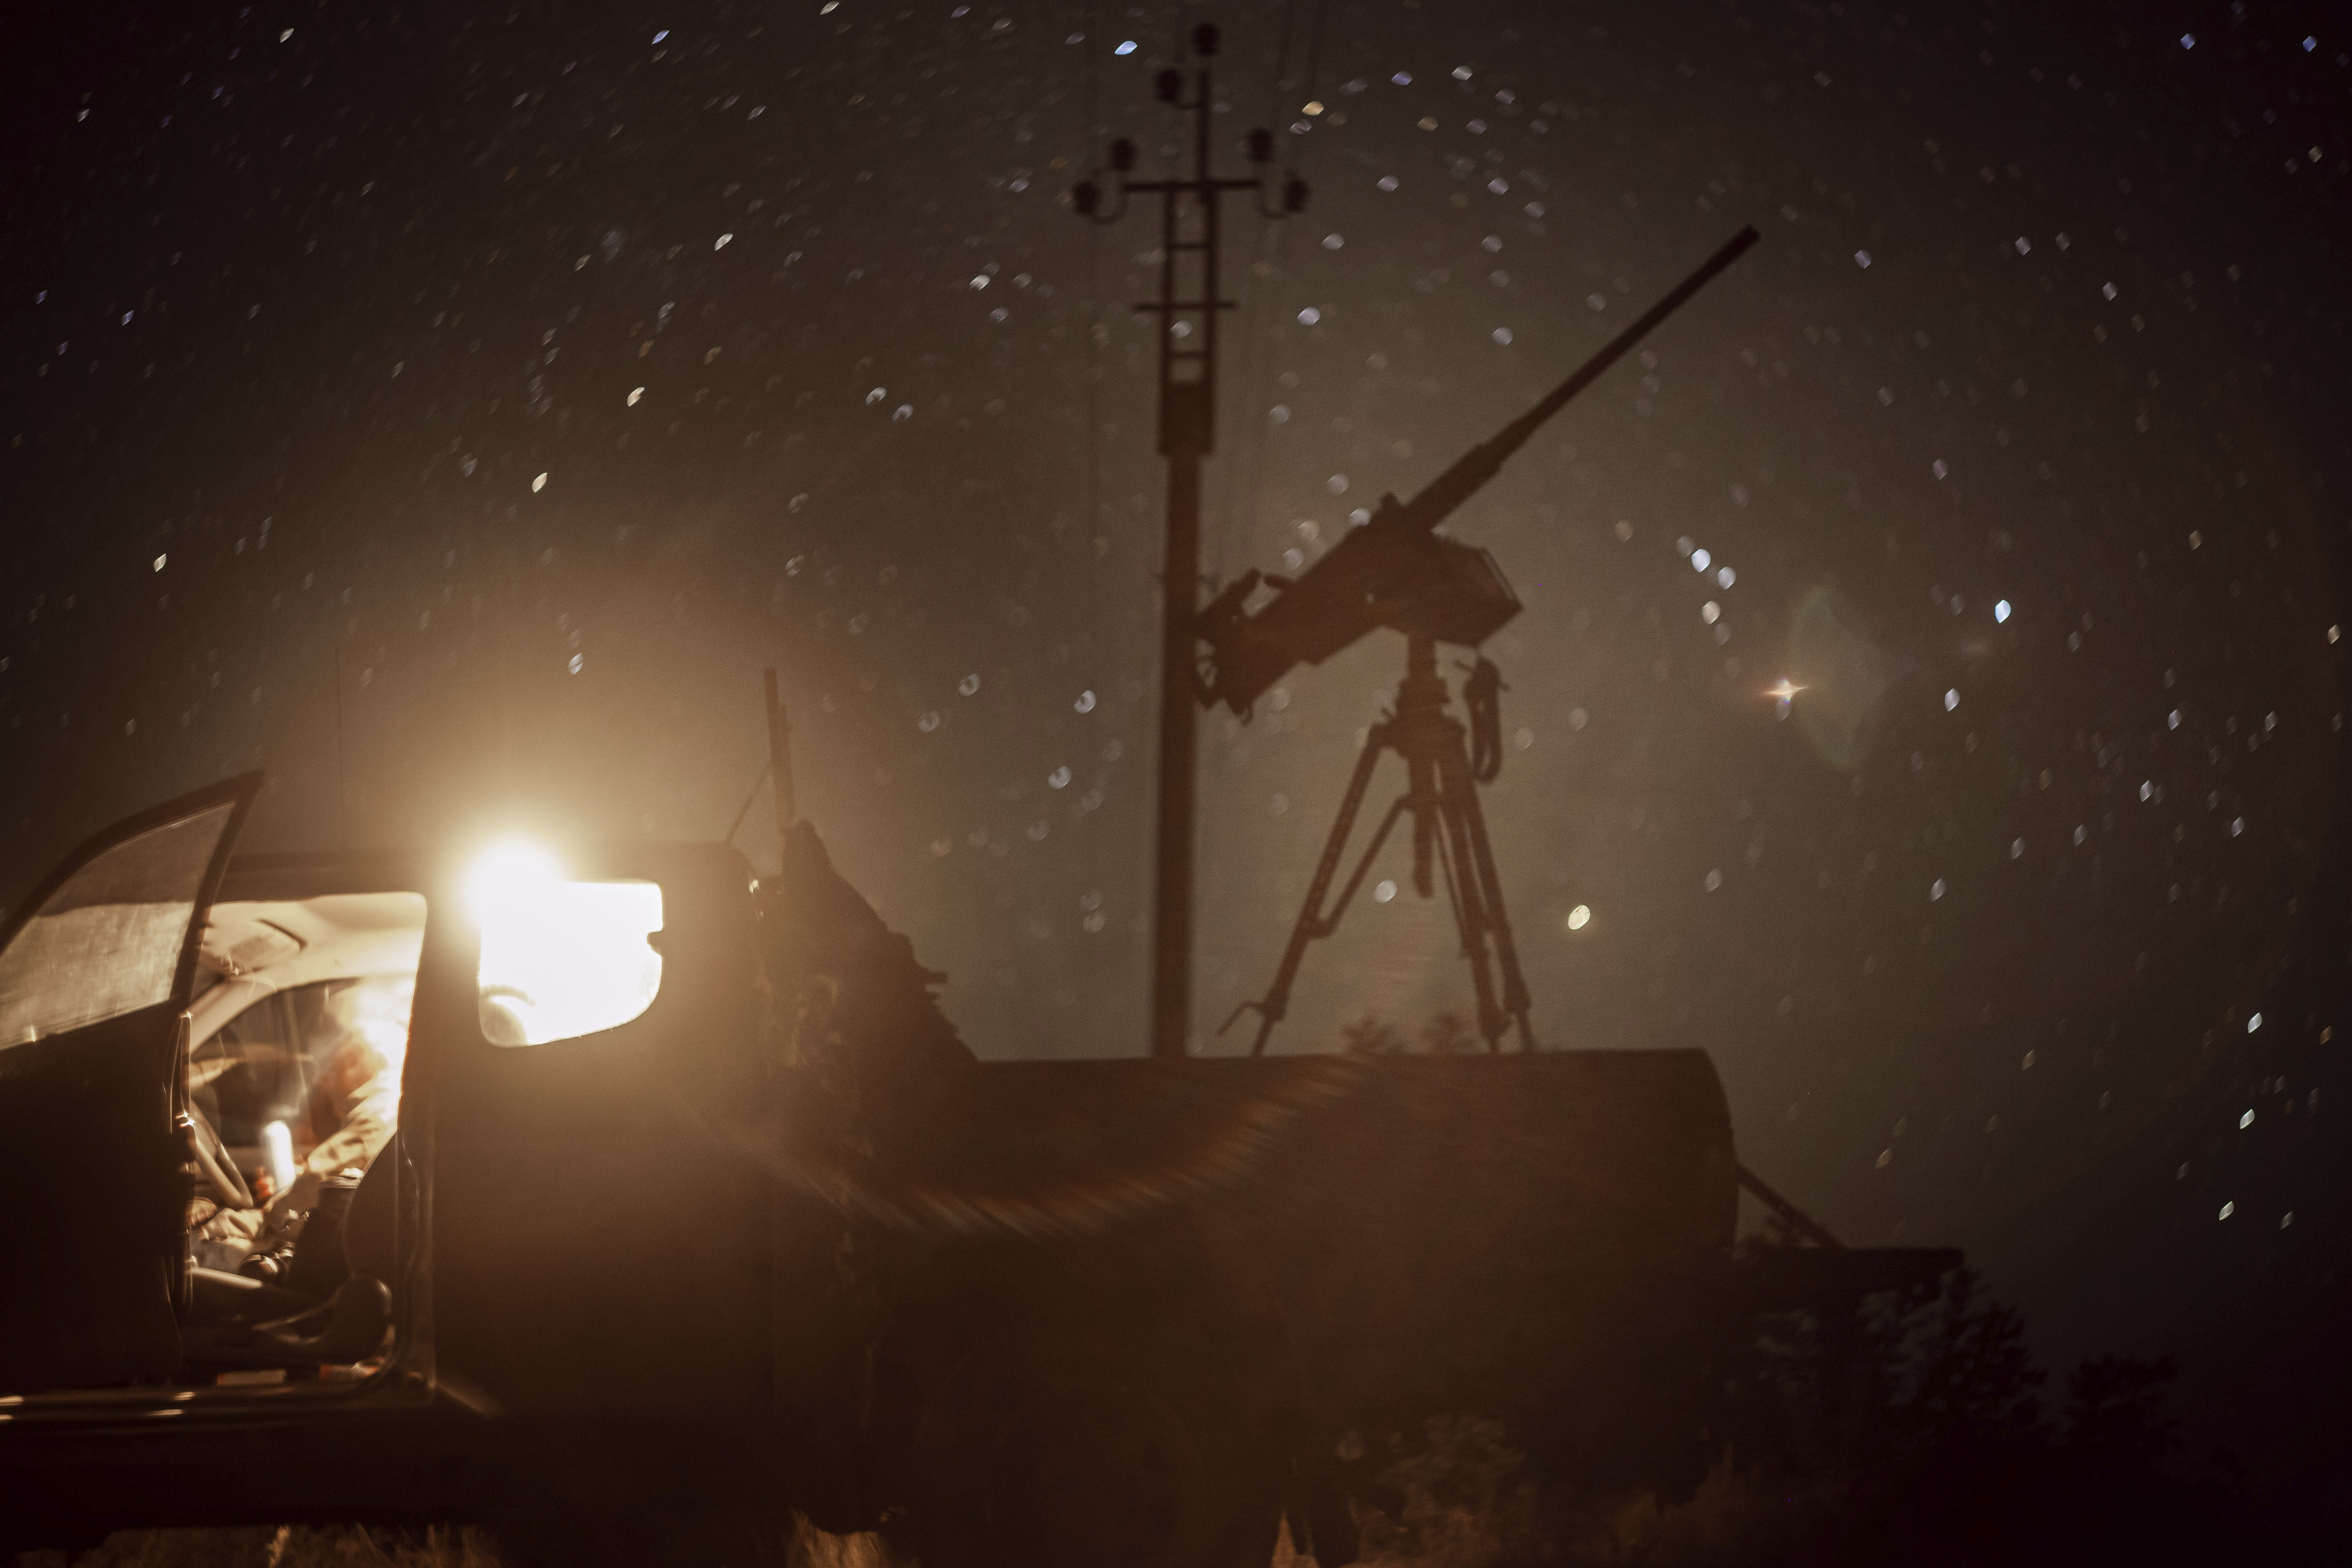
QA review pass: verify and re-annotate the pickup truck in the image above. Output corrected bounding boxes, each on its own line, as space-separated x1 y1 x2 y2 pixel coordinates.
0 771 1955 1568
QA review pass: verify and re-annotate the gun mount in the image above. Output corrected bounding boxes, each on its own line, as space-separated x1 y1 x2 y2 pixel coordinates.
1206 227 1761 1055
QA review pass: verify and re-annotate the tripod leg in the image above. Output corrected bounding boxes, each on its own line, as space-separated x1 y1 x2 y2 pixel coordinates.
1228 725 1392 1055
1431 760 1512 1052
1242 792 1411 1053
1448 746 1538 1049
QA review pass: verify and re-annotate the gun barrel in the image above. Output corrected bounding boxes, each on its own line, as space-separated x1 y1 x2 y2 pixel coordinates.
1400 225 1760 528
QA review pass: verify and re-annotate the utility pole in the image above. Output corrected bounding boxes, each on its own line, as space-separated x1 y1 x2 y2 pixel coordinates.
1073 23 1306 1057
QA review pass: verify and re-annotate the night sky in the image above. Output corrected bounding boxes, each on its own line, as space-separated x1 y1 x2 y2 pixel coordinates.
5 0 2351 1523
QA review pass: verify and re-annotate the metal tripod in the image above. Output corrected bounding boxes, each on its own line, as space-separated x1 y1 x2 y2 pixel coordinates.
1223 634 1535 1056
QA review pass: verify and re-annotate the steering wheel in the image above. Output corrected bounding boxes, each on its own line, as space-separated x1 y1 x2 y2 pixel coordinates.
183 1099 256 1210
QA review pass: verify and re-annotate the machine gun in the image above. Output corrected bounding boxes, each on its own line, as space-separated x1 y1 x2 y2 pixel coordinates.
1200 226 1760 1055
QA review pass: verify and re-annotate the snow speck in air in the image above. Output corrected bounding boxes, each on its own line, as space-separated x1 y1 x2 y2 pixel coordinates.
1854 250 1872 268
1567 904 1591 931
2181 33 2196 49
1322 233 1345 250
714 233 732 250
2219 1201 2233 1220
1298 306 1321 325
1115 39 1136 55
1704 869 1723 891
532 472 548 493
1074 689 1096 713
1492 326 1513 345
959 673 981 696
2249 1012 2263 1032
1944 689 1959 711
1995 598 2012 622
152 554 166 572
651 29 668 44
1691 548 1712 572
628 387 644 405
1932 459 1950 480
1374 879 1398 903
1393 71 1413 85
1931 878 1947 900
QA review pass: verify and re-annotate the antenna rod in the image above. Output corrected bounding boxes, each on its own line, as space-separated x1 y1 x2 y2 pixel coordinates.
1397 225 1760 531
763 667 797 856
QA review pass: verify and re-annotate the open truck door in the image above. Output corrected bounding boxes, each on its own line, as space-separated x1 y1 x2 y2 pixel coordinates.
416 841 772 1429
0 774 260 1396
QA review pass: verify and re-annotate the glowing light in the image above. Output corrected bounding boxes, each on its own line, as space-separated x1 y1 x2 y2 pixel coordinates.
466 839 665 1047
1566 904 1591 931
467 839 564 919
1765 678 1805 705
260 1120 296 1195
